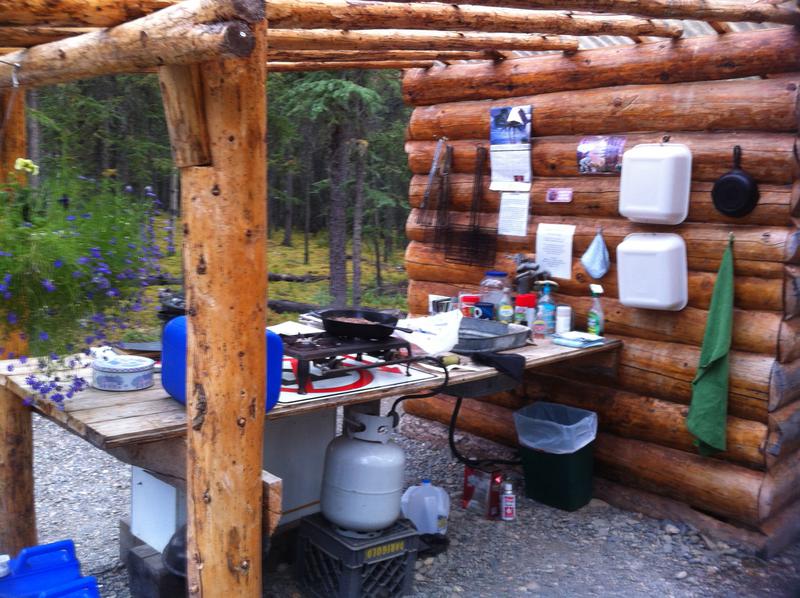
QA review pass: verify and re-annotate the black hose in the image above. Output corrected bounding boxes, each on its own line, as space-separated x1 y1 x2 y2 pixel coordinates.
389 356 520 467
387 356 450 424
447 395 521 467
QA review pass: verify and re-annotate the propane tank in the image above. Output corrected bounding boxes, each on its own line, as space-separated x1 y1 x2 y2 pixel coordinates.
320 412 405 536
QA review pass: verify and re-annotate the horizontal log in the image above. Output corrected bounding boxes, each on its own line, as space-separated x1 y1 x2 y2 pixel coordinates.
768 358 800 412
392 0 800 26
403 395 766 525
593 478 769 556
402 28 800 106
409 175 799 228
520 373 767 469
595 434 768 526
759 449 800 521
0 4 257 89
0 26 95 46
405 278 799 360
268 60 435 71
563 294 794 360
267 0 682 37
757 497 800 558
408 76 800 140
267 29 578 52
538 334 782 423
0 0 262 27
406 278 792 357
766 401 800 468
268 49 499 62
406 132 800 184
404 241 787 313
405 212 800 273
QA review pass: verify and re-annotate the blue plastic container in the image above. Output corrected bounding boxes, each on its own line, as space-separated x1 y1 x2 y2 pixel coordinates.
0 541 85 598
37 577 99 598
161 316 283 412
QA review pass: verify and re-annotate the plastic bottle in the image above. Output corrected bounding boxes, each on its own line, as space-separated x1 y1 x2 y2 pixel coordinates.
500 481 516 522
587 284 605 336
479 271 508 310
537 282 557 336
555 305 572 334
401 479 450 535
497 289 514 324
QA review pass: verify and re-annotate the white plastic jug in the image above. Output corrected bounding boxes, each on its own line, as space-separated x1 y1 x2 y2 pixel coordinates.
401 479 450 535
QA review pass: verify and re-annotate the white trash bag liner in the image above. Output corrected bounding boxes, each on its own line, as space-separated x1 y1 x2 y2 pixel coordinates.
513 401 598 455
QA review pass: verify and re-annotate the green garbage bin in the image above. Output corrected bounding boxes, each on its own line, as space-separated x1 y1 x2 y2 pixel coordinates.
514 402 597 512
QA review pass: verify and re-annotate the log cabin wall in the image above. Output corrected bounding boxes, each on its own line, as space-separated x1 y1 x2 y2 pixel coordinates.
401 26 800 550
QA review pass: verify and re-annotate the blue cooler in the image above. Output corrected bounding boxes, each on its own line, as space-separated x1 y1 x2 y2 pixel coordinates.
0 541 99 598
161 316 283 412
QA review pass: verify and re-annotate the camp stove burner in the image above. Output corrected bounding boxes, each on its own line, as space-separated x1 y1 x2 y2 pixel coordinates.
279 332 419 394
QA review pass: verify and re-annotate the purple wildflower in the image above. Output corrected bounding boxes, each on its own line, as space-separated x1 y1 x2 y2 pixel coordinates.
41 279 56 292
7 312 17 324
38 331 49 341
53 259 64 268
66 215 76 222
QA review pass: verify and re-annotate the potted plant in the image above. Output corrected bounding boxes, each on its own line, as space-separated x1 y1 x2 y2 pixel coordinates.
0 159 163 405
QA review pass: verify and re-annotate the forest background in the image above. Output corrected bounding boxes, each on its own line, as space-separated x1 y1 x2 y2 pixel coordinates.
25 70 411 333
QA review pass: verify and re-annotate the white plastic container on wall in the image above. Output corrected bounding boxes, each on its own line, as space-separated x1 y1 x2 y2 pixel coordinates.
617 233 688 311
619 143 692 225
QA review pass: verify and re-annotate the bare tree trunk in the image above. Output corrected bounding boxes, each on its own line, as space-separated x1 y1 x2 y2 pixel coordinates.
25 89 40 188
168 170 180 214
383 201 395 262
328 123 351 306
303 187 311 265
282 167 294 247
351 139 367 306
373 207 383 290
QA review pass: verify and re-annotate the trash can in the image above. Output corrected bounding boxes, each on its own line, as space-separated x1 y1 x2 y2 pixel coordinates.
513 402 598 511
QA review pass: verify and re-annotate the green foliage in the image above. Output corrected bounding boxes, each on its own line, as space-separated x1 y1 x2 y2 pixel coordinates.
0 166 154 355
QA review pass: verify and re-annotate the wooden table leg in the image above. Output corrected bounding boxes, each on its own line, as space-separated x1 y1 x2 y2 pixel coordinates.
0 386 36 554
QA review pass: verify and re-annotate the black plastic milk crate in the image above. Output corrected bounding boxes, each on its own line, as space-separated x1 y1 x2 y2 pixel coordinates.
294 513 419 598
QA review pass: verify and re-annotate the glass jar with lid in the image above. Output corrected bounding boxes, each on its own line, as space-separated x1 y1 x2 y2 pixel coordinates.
479 271 508 307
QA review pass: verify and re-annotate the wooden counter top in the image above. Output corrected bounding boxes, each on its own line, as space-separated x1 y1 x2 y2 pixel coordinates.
0 339 621 451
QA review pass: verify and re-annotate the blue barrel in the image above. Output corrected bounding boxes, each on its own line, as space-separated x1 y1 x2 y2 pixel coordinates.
161 316 283 412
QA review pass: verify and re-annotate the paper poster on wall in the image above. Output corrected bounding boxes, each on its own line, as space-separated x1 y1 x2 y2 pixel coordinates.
545 188 573 203
535 222 576 280
489 105 532 192
498 192 530 237
577 136 626 174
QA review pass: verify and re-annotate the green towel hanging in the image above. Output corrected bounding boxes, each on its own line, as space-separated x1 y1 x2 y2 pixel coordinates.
687 236 734 456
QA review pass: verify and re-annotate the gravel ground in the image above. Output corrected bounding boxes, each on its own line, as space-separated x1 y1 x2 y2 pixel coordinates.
31 410 800 598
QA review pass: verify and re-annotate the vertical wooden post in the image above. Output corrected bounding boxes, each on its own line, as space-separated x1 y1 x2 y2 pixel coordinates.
0 88 36 556
175 23 268 597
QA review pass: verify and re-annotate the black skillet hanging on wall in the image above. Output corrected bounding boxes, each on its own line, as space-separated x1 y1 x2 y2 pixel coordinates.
711 145 759 218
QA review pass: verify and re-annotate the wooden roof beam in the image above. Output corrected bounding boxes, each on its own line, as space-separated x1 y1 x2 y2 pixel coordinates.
268 49 498 61
267 0 683 38
268 60 438 71
267 29 578 51
389 0 800 26
0 0 262 26
0 0 262 89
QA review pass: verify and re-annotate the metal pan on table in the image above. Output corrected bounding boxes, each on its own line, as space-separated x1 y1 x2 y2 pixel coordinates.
319 308 412 340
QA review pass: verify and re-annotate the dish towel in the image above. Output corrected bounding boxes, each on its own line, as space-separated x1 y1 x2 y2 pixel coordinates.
687 237 734 455
471 352 526 383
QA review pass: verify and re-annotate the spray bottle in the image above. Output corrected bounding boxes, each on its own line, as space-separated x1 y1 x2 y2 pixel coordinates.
587 284 605 336
535 280 558 337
